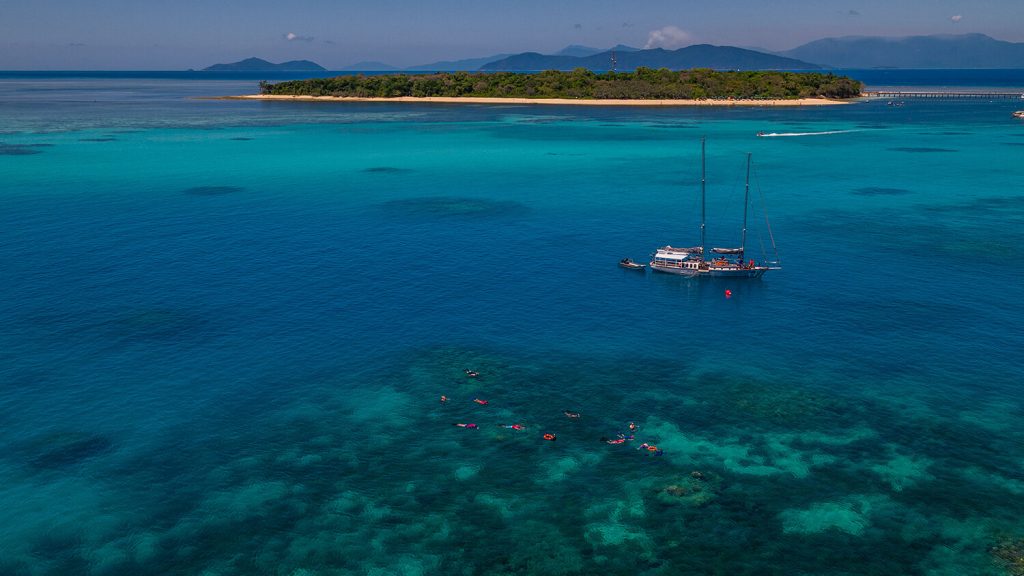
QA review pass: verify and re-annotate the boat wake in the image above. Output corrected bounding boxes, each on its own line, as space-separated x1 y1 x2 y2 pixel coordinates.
757 129 859 137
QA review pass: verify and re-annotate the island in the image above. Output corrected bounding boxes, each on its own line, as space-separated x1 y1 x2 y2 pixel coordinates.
239 68 862 106
203 57 326 72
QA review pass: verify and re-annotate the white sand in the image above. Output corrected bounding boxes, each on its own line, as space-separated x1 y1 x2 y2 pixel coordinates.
227 94 851 107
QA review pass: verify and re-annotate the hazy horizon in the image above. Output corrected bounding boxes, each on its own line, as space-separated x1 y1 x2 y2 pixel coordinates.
2 0 1024 70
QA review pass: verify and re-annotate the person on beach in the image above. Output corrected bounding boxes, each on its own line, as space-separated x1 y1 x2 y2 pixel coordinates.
473 398 489 405
454 423 478 429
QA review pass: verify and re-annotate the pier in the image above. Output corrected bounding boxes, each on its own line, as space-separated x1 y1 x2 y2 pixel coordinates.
866 91 1024 99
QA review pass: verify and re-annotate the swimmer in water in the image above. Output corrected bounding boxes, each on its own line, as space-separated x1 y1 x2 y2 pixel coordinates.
473 398 489 405
601 433 633 444
628 422 637 432
440 395 448 403
453 423 478 429
563 411 581 419
500 424 525 430
638 442 664 455
464 369 479 378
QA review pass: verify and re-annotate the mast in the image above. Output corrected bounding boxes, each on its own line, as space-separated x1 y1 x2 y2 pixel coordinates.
700 137 706 257
741 152 750 258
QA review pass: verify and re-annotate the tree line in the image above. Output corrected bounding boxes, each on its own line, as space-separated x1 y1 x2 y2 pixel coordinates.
260 68 863 100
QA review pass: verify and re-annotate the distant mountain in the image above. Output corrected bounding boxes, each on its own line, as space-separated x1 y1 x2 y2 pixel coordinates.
202 57 325 72
339 61 397 71
405 45 642 72
406 53 513 71
481 45 818 71
781 33 1024 68
554 45 604 57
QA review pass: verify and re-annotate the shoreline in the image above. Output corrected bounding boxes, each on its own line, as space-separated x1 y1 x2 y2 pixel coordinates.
222 94 853 107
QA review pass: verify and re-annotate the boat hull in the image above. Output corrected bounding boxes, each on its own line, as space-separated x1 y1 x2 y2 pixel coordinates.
704 267 768 278
650 263 771 278
649 263 701 277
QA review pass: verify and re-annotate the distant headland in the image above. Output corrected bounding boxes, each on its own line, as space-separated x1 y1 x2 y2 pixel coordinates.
202 57 326 72
232 69 862 107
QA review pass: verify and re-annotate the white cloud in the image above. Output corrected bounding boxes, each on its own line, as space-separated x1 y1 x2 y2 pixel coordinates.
950 14 962 22
644 26 692 50
284 32 314 42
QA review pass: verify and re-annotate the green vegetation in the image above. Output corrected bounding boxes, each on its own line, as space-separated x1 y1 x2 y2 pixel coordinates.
262 68 863 100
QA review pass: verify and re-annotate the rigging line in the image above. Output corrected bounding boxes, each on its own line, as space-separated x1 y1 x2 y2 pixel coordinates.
710 154 746 245
753 166 780 261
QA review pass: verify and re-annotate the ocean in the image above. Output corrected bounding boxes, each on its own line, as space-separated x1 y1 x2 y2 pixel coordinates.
1 70 1023 575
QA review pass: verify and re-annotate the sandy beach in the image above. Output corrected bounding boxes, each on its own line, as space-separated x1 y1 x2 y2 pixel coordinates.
226 94 851 106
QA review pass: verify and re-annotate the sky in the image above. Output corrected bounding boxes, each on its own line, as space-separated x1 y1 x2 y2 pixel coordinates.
2 0 1023 69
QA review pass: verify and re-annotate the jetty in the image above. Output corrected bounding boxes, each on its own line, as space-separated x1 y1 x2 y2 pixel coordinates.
866 91 1024 99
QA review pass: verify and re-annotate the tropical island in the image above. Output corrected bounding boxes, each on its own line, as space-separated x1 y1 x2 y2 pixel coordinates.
241 68 862 107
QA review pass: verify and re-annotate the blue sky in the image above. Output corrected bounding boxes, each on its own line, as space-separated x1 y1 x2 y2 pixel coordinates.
2 0 1023 69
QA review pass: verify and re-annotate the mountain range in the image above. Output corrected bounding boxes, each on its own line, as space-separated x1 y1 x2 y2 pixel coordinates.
778 33 1024 69
480 45 817 71
202 57 325 72
405 34 1024 70
205 34 1024 72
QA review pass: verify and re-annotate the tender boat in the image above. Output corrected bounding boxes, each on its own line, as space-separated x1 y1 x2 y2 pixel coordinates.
619 258 646 270
650 138 780 278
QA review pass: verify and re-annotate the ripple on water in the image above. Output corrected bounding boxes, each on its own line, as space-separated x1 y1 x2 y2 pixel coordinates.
362 166 413 174
380 196 530 218
852 186 913 196
888 147 957 153
183 185 245 196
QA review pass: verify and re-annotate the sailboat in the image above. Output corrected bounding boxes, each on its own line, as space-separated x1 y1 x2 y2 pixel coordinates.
650 138 780 278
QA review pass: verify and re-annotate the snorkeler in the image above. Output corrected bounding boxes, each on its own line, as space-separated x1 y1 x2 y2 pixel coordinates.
638 442 664 455
453 423 478 429
563 411 581 419
473 398 489 405
464 369 479 378
600 433 633 445
499 424 525 430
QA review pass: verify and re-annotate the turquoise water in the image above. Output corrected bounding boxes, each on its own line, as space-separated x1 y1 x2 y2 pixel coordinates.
2 75 1024 575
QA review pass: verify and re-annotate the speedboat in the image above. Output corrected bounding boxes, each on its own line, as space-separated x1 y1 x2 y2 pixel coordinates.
619 258 646 270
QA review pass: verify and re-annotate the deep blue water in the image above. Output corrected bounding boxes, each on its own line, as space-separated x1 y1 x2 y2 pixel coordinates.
1 72 1023 575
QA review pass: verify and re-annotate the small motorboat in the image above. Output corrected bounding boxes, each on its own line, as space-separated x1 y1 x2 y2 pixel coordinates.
1013 111 1024 119
619 258 646 270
